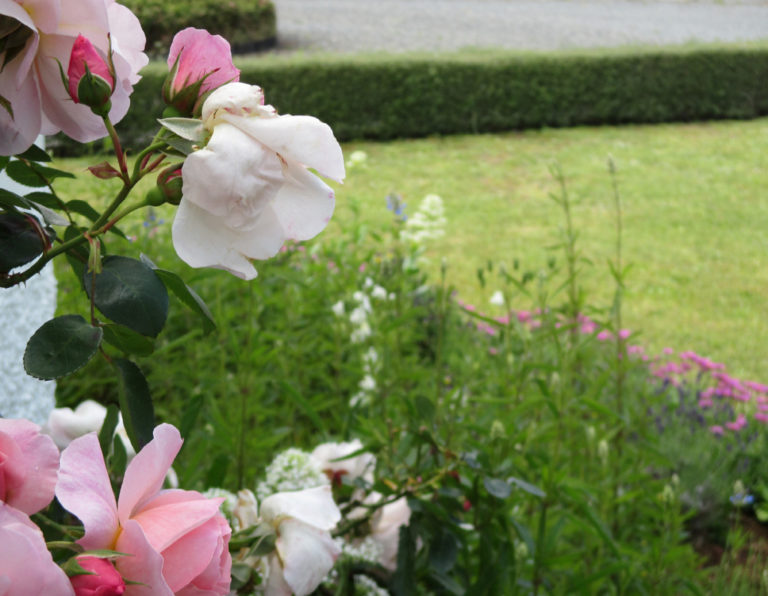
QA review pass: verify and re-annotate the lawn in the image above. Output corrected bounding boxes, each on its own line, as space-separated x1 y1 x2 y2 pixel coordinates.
55 116 768 382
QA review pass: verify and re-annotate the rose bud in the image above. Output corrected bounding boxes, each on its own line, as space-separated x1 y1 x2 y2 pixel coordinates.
70 556 126 596
162 28 239 116
146 163 184 206
66 35 115 117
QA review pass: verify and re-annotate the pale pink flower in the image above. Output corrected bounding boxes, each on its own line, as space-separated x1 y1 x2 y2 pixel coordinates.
0 502 75 595
172 82 344 280
70 556 126 596
755 413 768 424
260 486 341 596
164 28 239 114
0 0 147 155
0 418 59 515
710 425 724 436
370 497 411 571
725 414 747 432
56 424 231 596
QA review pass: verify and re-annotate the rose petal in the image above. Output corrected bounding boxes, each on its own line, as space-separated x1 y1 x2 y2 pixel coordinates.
56 432 119 550
0 419 59 515
118 424 182 522
115 519 174 596
277 518 340 596
222 111 345 182
271 159 335 242
0 503 75 595
260 486 341 531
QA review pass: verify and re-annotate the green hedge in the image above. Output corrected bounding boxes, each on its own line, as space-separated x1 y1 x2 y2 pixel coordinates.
50 45 768 153
120 0 276 56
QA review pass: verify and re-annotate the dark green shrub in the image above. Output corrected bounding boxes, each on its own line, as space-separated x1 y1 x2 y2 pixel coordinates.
49 44 768 154
120 0 276 56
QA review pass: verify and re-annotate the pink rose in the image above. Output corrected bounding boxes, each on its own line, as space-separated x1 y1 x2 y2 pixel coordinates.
0 418 60 515
0 502 75 595
0 0 147 155
70 556 126 596
163 28 239 115
56 424 232 596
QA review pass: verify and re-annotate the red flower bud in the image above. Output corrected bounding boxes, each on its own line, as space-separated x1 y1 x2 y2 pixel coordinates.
67 35 115 116
70 556 126 596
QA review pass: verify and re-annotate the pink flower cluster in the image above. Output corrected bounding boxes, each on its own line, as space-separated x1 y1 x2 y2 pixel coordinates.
457 296 768 439
0 420 231 595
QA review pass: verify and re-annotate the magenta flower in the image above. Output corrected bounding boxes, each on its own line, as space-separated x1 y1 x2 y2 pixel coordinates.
56 424 232 595
163 28 240 115
67 35 115 115
0 418 60 515
70 556 126 596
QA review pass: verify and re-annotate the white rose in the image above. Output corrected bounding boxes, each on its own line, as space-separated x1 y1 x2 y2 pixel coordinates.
173 82 345 280
370 497 412 571
311 439 376 485
260 486 341 596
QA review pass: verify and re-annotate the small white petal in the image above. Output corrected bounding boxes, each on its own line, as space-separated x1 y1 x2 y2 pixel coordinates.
277 518 340 596
260 486 340 531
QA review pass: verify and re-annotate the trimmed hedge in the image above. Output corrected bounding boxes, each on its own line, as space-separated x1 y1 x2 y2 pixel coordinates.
50 45 768 153
120 0 276 56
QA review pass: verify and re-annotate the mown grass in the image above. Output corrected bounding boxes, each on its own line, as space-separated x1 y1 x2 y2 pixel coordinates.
54 116 768 381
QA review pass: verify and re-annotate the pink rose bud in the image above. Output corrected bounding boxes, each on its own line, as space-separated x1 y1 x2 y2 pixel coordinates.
70 556 126 596
163 28 240 116
146 163 184 206
67 35 115 117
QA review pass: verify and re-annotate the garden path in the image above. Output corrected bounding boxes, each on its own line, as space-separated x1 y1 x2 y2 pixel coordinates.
273 0 768 54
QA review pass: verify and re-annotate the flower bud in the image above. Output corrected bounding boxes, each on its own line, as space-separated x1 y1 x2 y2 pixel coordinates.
70 556 126 596
66 35 115 117
163 28 239 116
152 163 184 205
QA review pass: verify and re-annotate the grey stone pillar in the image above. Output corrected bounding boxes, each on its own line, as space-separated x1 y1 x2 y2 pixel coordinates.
0 137 57 424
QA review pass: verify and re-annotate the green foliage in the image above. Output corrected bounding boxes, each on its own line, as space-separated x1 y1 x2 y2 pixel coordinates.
120 0 276 57
50 44 768 154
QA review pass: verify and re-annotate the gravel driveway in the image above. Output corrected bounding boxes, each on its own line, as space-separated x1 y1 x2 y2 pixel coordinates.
273 0 768 53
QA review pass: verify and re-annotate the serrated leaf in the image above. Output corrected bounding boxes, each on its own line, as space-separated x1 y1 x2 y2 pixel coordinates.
84 255 169 337
484 476 512 499
23 315 103 380
140 255 215 334
16 144 51 162
0 155 9 172
5 160 74 187
102 323 155 356
88 161 121 179
28 200 68 226
114 358 155 451
158 117 205 142
24 191 61 210
0 211 45 273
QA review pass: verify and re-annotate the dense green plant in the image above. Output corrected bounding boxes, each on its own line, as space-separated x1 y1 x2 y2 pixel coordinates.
54 171 721 593
49 44 768 154
120 0 275 56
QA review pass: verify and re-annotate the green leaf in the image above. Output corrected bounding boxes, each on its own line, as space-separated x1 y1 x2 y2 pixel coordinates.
66 199 101 222
0 211 46 273
24 191 61 210
508 476 546 499
429 528 458 574
0 188 32 212
163 135 197 157
484 476 512 499
108 431 128 479
391 523 417 596
114 358 155 451
5 160 74 187
148 266 215 334
102 323 156 356
98 404 120 458
158 117 205 142
16 144 51 162
84 256 169 337
23 315 103 380
0 155 9 172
